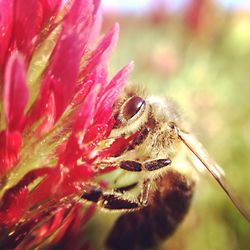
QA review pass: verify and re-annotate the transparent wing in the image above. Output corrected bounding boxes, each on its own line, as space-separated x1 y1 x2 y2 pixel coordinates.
178 129 250 223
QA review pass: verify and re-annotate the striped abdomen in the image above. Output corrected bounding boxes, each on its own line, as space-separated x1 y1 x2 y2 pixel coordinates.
106 170 195 250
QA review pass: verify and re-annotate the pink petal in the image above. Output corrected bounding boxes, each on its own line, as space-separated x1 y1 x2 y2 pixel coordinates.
71 86 98 137
81 64 108 99
11 0 44 56
0 130 22 177
48 206 78 246
0 167 53 219
0 187 28 226
9 0 62 61
34 92 56 135
0 202 72 249
59 87 98 166
83 124 108 144
0 169 55 226
0 0 14 71
0 166 63 225
80 23 119 82
40 0 62 25
97 132 139 159
70 80 93 107
44 0 95 120
94 62 133 124
49 204 92 249
48 80 93 142
43 210 65 236
25 0 96 129
80 124 109 163
20 209 66 249
52 204 94 249
27 166 63 207
4 53 29 131
87 0 102 46
59 164 95 197
0 0 62 78
78 23 119 94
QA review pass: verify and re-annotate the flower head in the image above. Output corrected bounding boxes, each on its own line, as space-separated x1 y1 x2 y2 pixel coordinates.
0 0 132 248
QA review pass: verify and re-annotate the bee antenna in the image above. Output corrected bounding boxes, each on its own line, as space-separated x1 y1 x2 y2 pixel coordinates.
177 128 250 223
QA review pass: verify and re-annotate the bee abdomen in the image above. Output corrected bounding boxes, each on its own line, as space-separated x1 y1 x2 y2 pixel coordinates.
106 170 195 250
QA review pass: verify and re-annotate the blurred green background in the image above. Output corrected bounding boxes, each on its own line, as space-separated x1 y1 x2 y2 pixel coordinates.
86 1 250 249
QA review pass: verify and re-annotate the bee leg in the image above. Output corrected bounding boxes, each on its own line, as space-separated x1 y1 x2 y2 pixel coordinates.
138 178 151 206
119 160 142 172
82 184 141 210
101 193 141 210
143 158 171 171
119 159 171 172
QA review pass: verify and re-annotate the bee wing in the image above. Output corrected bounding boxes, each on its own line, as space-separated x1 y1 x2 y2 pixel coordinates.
178 129 250 223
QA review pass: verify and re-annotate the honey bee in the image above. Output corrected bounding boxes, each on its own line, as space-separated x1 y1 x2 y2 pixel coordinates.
82 85 250 250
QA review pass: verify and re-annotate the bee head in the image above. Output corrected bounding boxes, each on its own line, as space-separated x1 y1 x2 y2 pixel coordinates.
111 95 150 137
111 94 184 157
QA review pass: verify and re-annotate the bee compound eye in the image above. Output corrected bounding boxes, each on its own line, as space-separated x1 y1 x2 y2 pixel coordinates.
123 96 145 120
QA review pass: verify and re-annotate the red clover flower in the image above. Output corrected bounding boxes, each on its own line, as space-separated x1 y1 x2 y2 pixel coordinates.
0 0 133 248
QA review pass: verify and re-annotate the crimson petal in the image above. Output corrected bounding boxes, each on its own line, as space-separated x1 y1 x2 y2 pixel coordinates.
59 86 98 166
88 0 102 46
0 131 22 176
0 167 53 225
80 23 119 83
43 0 96 120
4 53 28 131
94 62 134 124
0 0 14 72
25 0 96 130
9 0 62 63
